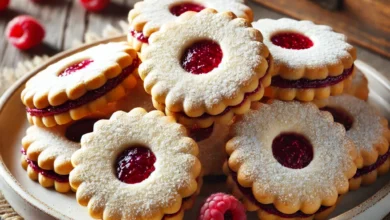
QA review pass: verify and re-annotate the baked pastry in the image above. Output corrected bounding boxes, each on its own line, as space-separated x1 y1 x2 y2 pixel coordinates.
21 42 138 127
344 68 369 101
139 9 273 128
69 109 201 220
115 77 155 112
21 118 100 193
128 0 253 51
253 18 357 101
225 101 358 218
318 94 390 190
188 123 230 176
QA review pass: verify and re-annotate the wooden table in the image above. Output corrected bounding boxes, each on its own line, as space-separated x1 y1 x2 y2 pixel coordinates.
0 0 390 81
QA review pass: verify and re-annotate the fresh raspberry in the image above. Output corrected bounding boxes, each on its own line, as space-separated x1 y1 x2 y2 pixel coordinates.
0 0 10 11
6 15 45 50
79 0 110 12
199 193 246 220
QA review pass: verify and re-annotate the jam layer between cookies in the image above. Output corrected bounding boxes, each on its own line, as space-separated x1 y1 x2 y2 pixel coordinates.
272 65 354 89
354 149 390 178
21 149 69 183
27 58 140 117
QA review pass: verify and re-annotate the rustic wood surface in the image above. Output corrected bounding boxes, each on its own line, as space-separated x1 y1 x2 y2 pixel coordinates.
252 0 390 59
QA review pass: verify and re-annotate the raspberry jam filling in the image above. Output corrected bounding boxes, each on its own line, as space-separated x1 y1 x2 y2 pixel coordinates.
170 3 205 16
188 125 214 142
181 40 223 75
229 170 330 218
115 146 156 184
320 107 354 131
27 58 140 117
272 66 354 89
354 149 390 178
65 118 100 142
130 29 149 44
21 149 69 183
271 33 313 50
58 59 93 77
272 132 313 169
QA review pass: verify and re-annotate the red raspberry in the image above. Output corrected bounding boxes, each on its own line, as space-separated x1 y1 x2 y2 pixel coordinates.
199 193 246 220
6 15 45 50
0 0 10 11
79 0 110 12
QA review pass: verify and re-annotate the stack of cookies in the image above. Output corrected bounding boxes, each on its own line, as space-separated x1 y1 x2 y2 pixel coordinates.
18 0 389 219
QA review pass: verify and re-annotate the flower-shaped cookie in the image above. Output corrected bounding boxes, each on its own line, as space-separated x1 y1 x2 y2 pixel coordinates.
21 118 102 192
21 42 138 127
318 94 390 189
253 18 357 101
139 9 272 128
188 123 230 175
115 78 155 112
128 0 253 51
344 69 369 101
70 109 201 220
226 101 357 217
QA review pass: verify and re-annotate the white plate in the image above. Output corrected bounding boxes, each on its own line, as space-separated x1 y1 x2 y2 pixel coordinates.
0 37 389 220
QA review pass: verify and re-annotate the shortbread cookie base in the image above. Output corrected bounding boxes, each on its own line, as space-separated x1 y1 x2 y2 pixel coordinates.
265 69 354 101
344 69 369 101
349 156 390 190
127 34 148 52
27 73 137 127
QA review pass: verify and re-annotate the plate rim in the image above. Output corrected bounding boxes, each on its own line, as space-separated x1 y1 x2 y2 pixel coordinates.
0 35 389 220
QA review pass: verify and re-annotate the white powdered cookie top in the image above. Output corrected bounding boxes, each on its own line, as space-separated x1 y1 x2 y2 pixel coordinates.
228 101 356 205
129 0 252 36
323 94 388 154
22 125 80 174
21 42 136 109
252 18 356 79
139 10 269 116
70 109 200 220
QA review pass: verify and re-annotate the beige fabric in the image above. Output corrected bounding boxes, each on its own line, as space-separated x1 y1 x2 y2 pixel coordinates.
0 23 126 220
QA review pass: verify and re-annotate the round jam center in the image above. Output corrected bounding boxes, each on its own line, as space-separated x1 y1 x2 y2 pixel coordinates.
271 33 313 50
170 3 205 16
272 132 313 169
188 125 214 142
58 59 93 77
320 107 354 131
181 40 223 75
115 146 156 184
65 119 100 142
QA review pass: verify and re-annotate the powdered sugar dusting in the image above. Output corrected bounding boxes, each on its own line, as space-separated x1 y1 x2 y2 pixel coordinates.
129 0 252 36
69 109 200 219
323 94 388 154
228 101 356 205
139 10 268 115
252 18 355 77
22 125 80 174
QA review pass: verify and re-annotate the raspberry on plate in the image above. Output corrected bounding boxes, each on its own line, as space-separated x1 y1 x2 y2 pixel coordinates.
0 0 10 10
79 0 110 12
6 15 45 50
199 193 246 220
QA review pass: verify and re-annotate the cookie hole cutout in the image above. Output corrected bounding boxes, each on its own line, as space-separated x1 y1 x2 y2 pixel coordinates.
188 124 214 142
169 2 205 16
272 132 314 169
320 106 354 131
58 59 93 77
65 118 100 142
271 32 313 50
181 40 223 75
115 145 156 184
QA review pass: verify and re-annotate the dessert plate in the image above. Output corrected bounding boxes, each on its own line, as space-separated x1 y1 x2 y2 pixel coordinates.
0 36 389 220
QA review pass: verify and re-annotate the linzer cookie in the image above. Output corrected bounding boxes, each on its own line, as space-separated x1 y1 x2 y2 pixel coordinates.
128 0 253 51
225 101 358 219
21 42 138 127
139 9 273 128
115 77 155 112
188 123 230 176
253 18 357 101
69 109 201 220
344 69 369 101
20 118 100 193
318 94 390 190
